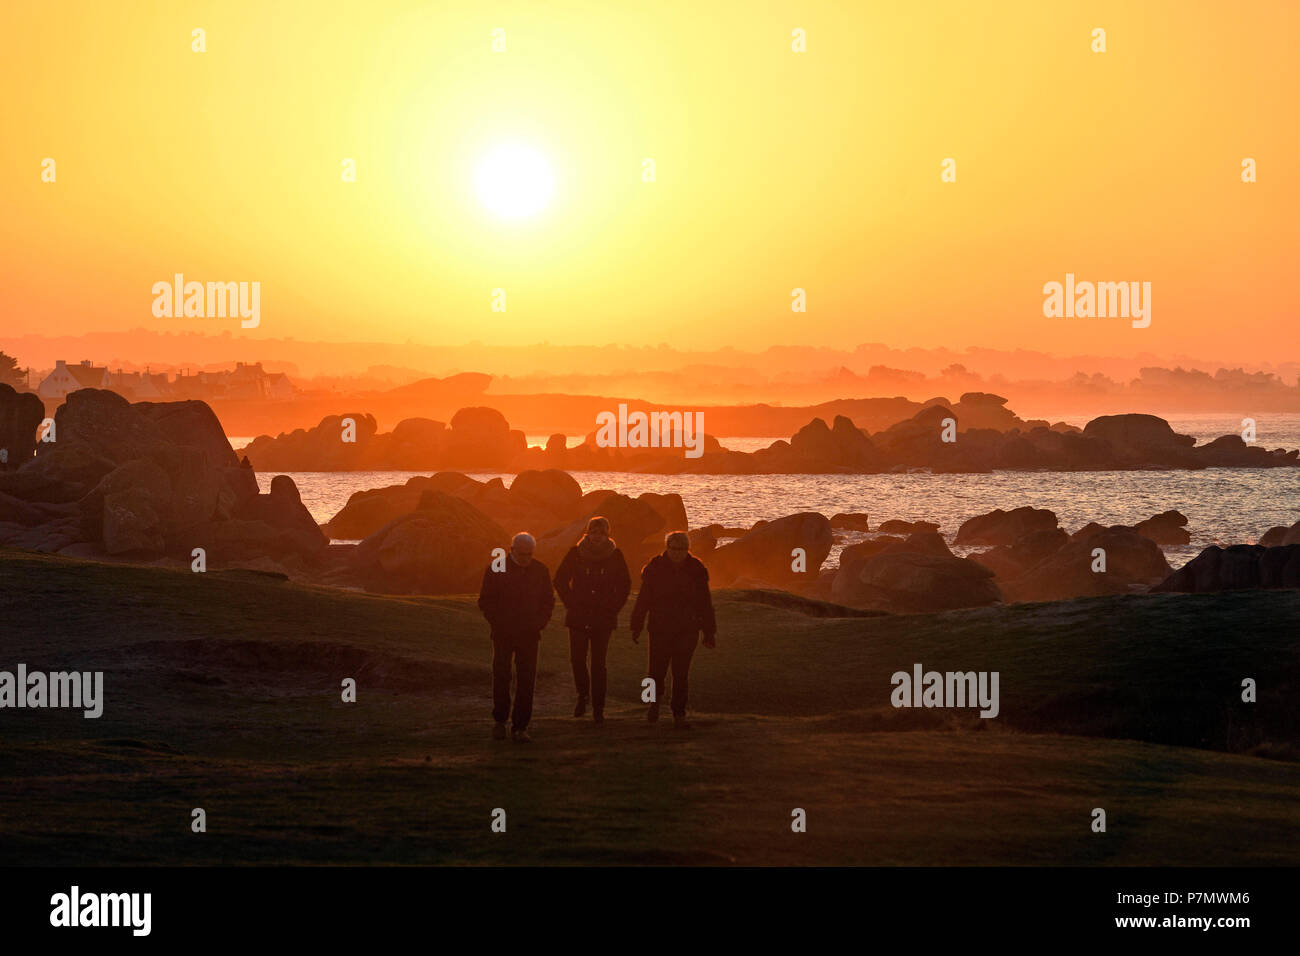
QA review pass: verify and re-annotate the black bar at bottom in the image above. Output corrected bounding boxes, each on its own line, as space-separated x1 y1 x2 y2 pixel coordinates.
2 866 1285 942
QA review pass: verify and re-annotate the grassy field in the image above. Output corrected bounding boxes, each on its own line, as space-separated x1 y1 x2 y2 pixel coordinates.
1 547 1298 865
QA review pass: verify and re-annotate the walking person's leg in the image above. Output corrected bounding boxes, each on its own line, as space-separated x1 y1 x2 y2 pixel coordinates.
511 634 540 740
669 630 700 724
646 631 671 722
589 628 612 721
569 627 591 716
491 636 513 739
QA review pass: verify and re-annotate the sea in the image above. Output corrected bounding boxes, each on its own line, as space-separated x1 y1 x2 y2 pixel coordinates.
227 414 1300 568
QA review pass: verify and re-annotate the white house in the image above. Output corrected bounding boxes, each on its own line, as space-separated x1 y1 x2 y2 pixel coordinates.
38 360 110 400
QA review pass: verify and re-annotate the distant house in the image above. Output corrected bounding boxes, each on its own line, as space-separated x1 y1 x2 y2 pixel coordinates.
39 360 110 399
107 369 171 400
225 361 268 400
266 372 296 400
215 362 297 401
39 360 295 403
137 372 172 399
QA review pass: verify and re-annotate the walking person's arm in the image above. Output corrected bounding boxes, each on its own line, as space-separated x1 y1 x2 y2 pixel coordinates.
477 564 500 630
553 547 576 608
611 550 632 615
534 563 556 633
697 564 717 648
629 563 652 643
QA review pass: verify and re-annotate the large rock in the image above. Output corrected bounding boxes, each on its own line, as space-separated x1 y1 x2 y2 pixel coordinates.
379 418 447 469
7 391 248 555
833 534 960 604
783 416 878 471
0 384 45 472
243 413 379 471
1133 510 1190 545
635 492 689 536
231 475 327 558
1154 544 1300 593
1259 520 1300 547
1004 528 1170 602
841 553 1000 613
870 405 991 473
955 507 1058 546
877 519 939 535
351 490 507 594
93 459 172 555
444 407 526 469
0 443 117 503
325 468 580 543
1195 434 1297 468
1081 414 1199 468
970 528 1068 581
134 400 240 470
510 469 584 518
830 512 871 531
705 512 833 589
880 531 952 558
536 492 666 579
37 388 163 464
323 473 486 540
0 489 52 526
687 526 716 554
0 515 85 553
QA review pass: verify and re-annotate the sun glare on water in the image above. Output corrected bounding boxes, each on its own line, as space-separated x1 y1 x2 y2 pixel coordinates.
475 144 554 220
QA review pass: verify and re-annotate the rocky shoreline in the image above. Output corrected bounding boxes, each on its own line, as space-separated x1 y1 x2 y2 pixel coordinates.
232 392 1299 475
2 387 1298 615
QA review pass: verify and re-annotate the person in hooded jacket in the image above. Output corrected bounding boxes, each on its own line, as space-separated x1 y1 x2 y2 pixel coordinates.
552 515 632 724
630 531 717 729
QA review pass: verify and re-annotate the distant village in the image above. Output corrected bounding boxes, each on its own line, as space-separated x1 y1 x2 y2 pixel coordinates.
33 360 297 402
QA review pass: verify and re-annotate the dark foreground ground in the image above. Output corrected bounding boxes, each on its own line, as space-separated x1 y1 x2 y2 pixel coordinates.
1 547 1298 865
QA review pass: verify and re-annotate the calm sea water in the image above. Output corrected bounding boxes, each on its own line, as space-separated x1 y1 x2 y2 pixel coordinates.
233 414 1300 568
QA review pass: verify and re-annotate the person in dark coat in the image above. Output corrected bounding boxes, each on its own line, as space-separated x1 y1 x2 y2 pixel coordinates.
553 516 632 724
477 532 555 742
630 531 716 728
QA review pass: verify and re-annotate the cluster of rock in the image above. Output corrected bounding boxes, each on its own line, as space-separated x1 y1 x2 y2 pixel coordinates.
1155 541 1300 592
959 508 1174 603
242 407 529 472
0 389 325 570
0 384 45 473
321 468 689 595
818 505 1192 612
1148 516 1300 593
239 395 1298 475
5 388 1299 609
739 409 1295 474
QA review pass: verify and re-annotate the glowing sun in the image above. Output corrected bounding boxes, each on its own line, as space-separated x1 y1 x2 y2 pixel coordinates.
475 143 554 220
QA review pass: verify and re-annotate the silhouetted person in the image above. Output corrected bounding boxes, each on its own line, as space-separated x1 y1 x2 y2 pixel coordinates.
478 532 554 742
553 516 631 724
630 531 716 729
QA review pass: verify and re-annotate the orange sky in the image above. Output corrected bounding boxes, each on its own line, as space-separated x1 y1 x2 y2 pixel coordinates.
3 0 1296 361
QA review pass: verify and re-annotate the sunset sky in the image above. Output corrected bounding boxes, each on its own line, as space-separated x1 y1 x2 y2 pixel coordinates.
3 0 1296 361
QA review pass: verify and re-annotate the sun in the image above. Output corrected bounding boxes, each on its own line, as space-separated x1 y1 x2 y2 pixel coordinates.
474 143 554 220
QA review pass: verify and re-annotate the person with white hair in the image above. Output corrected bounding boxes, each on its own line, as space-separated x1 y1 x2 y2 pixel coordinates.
477 531 555 742
630 530 717 729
